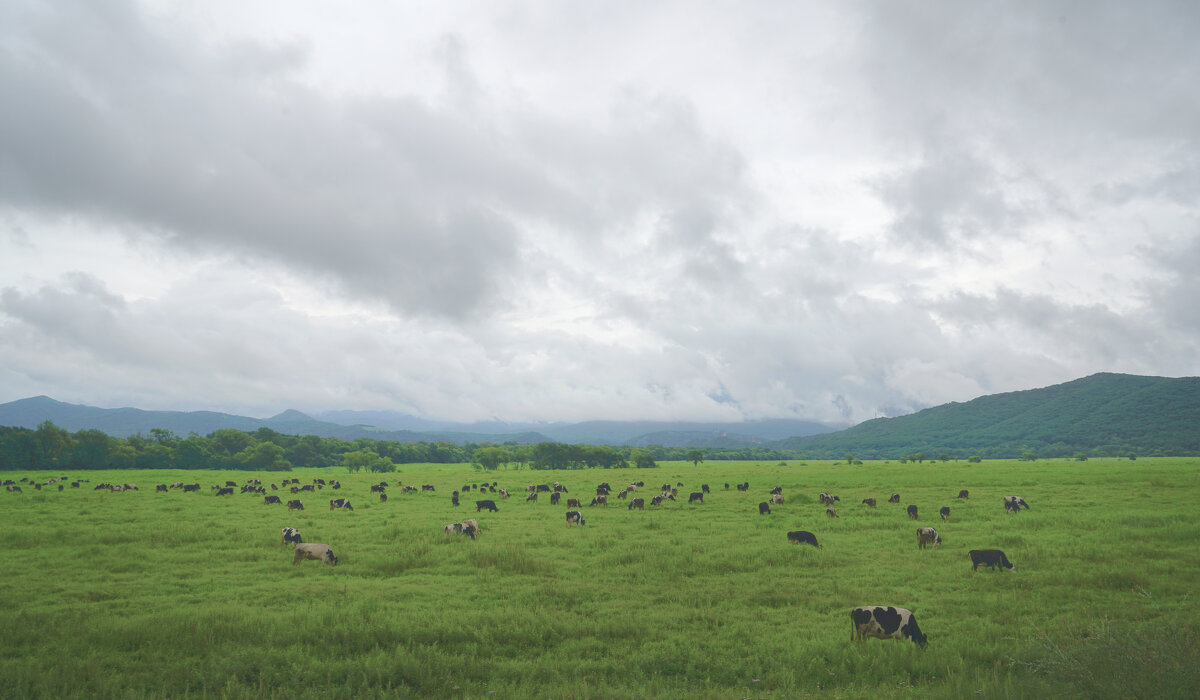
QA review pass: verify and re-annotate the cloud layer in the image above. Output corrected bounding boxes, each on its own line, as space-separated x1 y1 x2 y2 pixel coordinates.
2 0 1197 423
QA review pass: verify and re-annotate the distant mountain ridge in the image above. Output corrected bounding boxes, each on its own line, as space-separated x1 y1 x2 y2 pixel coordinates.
0 396 841 447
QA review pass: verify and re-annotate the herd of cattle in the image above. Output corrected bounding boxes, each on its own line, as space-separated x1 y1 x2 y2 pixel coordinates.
6 472 1033 647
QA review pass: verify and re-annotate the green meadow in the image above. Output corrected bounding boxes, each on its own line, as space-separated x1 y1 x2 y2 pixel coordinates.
2 458 1198 699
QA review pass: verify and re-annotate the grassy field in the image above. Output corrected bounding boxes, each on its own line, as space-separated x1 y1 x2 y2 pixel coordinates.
1 458 1198 699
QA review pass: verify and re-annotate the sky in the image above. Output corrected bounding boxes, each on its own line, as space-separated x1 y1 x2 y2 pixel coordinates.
1 0 1198 425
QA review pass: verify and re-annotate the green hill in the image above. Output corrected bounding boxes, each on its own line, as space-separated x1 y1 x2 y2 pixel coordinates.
776 373 1200 459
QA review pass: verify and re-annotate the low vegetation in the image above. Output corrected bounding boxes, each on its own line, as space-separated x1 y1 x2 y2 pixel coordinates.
1 457 1197 698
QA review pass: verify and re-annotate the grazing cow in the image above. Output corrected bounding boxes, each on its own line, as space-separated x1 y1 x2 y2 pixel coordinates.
550 492 561 505
590 495 608 507
292 543 338 566
566 498 581 508
380 493 388 503
826 507 838 518
850 606 927 647
787 531 821 548
280 527 302 546
650 495 663 507
183 484 200 492
170 482 183 489
156 484 168 492
617 489 628 500
451 492 460 506
370 484 385 493
819 493 839 505
862 497 876 508
461 518 480 535
737 482 749 491
907 505 919 520
421 485 436 492
526 492 538 503
701 484 710 494
6 486 21 492
287 500 304 511
216 487 233 496
771 493 784 505
444 522 463 535
299 485 314 492
889 493 900 504
1004 496 1030 513
916 527 941 549
264 495 282 505
957 489 969 499
476 500 499 512
536 484 551 492
499 488 510 499
225 481 237 487
724 483 730 490
688 492 704 504
758 502 771 515
565 510 586 526
771 486 783 495
461 523 477 540
329 498 353 511
628 497 645 511
939 506 950 521
969 549 1015 572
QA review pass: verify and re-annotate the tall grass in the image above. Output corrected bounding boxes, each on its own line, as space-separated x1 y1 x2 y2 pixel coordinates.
1 458 1197 698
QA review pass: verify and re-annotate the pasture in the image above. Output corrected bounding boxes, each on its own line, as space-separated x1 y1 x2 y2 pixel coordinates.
1 458 1198 699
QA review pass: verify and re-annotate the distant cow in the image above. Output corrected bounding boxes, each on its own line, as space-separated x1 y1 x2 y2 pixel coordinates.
329 498 353 511
476 500 499 512
379 493 387 503
736 482 749 491
701 484 710 493
819 493 839 505
292 543 338 566
550 492 561 505
850 606 927 647
758 502 771 515
565 510 585 526
957 489 969 499
461 518 480 535
771 493 784 505
370 484 385 493
826 507 838 518
770 486 783 495
969 549 1015 572
861 497 876 508
939 506 950 521
216 487 233 496
916 527 941 549
787 530 821 548
526 492 538 503
628 497 645 511
287 499 304 511
421 485 436 492
567 498 581 508
688 492 704 504
907 505 919 520
650 496 663 507
1004 496 1030 513
264 495 281 505
281 527 302 546
183 484 200 492
499 489 510 499
590 495 607 507
889 493 900 504
225 481 237 487
156 484 168 492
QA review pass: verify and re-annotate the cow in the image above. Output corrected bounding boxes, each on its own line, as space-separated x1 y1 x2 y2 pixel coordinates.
850 606 927 647
701 484 710 494
183 484 200 492
724 483 730 490
617 489 628 500
329 498 353 511
499 488 510 499
287 500 304 511
969 549 1015 572
476 500 499 512
370 484 385 493
889 493 900 504
957 489 969 499
225 481 237 487
123 484 138 491
526 492 538 503
299 485 314 492
461 518 480 535
1004 496 1030 513
550 492 561 505
281 527 302 546
688 492 704 504
565 511 585 526
916 527 941 549
156 484 168 492
535 484 550 493
770 486 783 495
787 531 821 548
216 487 233 496
264 495 282 505
380 493 388 503
826 507 838 518
819 493 839 505
758 502 771 515
862 497 876 508
421 485 436 492
292 543 338 566
650 495 663 507
737 482 749 491
590 495 607 507
907 505 919 520
451 492 460 506
771 493 784 505
567 498 581 508
939 506 950 521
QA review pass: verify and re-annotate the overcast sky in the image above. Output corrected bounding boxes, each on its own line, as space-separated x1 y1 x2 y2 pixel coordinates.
1 0 1197 425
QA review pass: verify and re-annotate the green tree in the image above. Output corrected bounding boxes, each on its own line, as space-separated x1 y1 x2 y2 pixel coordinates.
71 429 112 469
631 449 657 469
687 449 705 466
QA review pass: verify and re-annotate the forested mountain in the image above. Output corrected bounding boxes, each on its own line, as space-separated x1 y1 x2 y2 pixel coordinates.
778 373 1200 458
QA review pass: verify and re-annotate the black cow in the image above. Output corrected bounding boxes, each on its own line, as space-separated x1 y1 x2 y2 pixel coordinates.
939 506 950 521
287 499 304 510
862 497 876 508
565 511 585 526
216 487 233 496
850 606 927 647
907 505 919 520
476 500 499 512
225 481 237 487
380 493 388 503
264 495 281 505
550 492 561 505
536 484 551 492
758 502 771 515
688 492 704 504
701 484 710 493
183 484 200 492
421 485 436 492
736 482 749 491
969 549 1015 572
156 484 168 492
770 486 783 495
889 493 900 503
724 483 730 490
957 489 969 499
787 530 821 548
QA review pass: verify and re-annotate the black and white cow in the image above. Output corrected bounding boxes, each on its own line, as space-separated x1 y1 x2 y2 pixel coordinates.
216 487 234 496
861 497 876 508
770 493 784 505
1004 496 1030 513
650 496 663 507
475 500 499 512
281 527 302 546
819 493 839 505
590 495 607 507
628 497 644 510
758 502 771 515
889 493 900 504
969 549 1015 571
850 606 927 647
787 530 821 548
826 507 838 518
287 499 304 511
916 527 941 549
329 498 353 511
292 543 338 566
264 495 282 505
565 511 585 526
